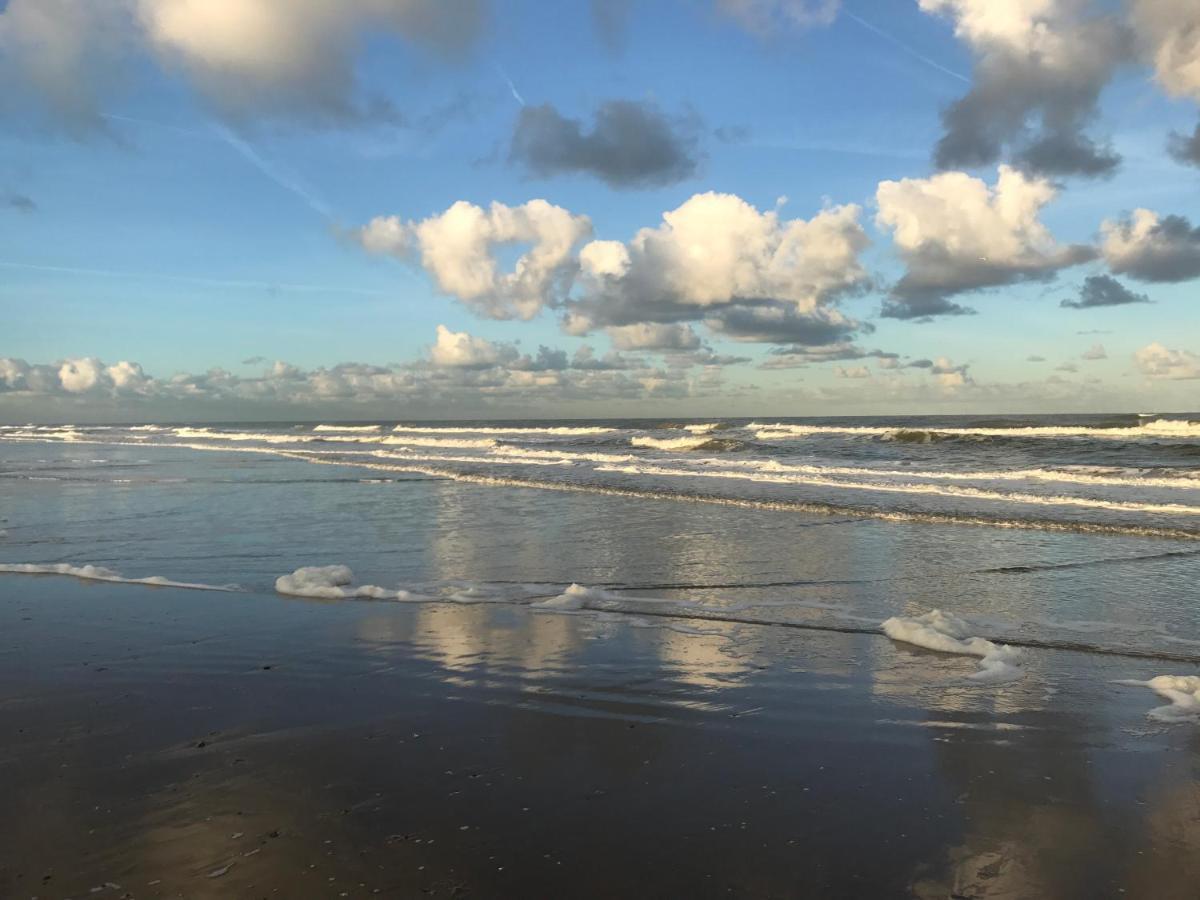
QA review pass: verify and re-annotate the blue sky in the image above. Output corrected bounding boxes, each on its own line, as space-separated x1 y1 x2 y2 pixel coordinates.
1 0 1199 420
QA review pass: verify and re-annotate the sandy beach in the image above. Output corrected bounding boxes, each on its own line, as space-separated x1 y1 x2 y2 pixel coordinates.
3 573 1200 899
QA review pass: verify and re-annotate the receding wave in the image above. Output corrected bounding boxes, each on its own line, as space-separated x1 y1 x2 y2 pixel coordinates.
0 562 242 592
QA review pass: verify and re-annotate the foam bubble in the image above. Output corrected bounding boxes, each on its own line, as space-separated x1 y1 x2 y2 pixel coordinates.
882 610 1024 683
1117 675 1200 722
274 565 411 600
529 583 607 611
0 562 241 592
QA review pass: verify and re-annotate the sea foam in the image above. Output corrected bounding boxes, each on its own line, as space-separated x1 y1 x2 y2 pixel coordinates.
882 610 1024 683
1117 675 1200 722
0 562 241 592
274 565 412 600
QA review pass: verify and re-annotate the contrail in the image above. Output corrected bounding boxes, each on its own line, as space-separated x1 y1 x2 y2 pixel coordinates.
842 9 970 85
100 113 334 218
211 124 333 219
0 260 388 297
496 64 526 106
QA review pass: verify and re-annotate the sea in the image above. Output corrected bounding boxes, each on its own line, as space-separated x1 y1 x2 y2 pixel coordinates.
3 412 1200 679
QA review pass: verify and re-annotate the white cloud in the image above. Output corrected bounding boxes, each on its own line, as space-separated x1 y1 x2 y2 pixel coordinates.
579 239 630 278
930 357 972 387
1081 343 1107 360
568 192 869 344
875 165 1093 317
429 324 516 368
602 192 866 310
1130 0 1200 102
357 199 592 320
920 0 1077 61
1134 342 1200 380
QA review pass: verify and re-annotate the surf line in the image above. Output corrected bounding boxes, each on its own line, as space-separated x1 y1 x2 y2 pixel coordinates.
6 434 1200 542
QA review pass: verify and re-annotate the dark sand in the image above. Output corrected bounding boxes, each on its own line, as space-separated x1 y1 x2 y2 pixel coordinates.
3 579 1200 899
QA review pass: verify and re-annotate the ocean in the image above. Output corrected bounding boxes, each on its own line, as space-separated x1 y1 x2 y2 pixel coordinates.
3 413 1200 665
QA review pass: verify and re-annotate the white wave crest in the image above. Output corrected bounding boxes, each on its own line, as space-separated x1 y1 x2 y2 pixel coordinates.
313 424 382 433
592 461 1200 515
883 610 1024 683
0 562 241 592
751 420 1200 442
392 424 615 436
631 435 715 451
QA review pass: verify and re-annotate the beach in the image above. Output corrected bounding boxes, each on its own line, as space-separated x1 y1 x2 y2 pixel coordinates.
4 575 1200 898
2 420 1200 897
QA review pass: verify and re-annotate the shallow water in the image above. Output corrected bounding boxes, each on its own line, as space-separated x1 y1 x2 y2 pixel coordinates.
3 420 1200 663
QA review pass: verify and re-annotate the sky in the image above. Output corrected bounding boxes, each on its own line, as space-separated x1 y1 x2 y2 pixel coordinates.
1 0 1199 422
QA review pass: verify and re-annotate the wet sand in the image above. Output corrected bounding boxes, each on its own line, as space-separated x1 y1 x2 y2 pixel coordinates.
3 579 1200 899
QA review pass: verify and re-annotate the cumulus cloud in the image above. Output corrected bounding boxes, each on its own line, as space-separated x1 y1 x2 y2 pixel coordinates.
511 346 570 372
0 357 151 395
567 192 870 344
1060 274 1151 309
919 0 1126 178
876 165 1094 319
428 324 517 368
930 356 972 387
0 340 730 415
1081 342 1107 360
1131 0 1200 102
1101 209 1200 283
606 323 702 351
1134 342 1200 379
357 199 592 320
509 100 701 189
716 0 840 35
0 0 487 129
